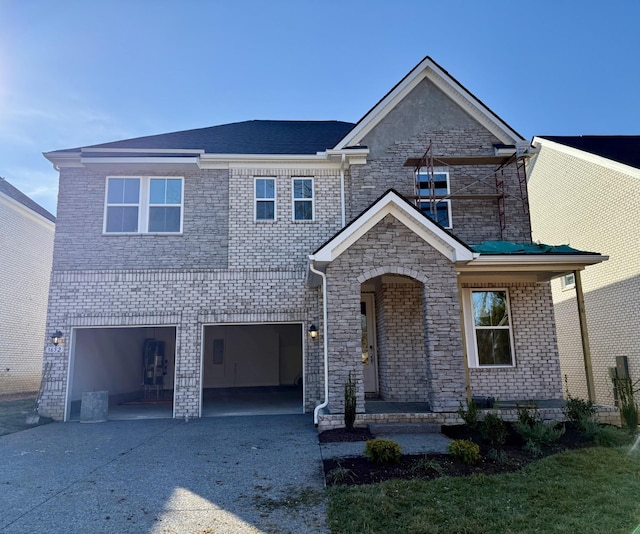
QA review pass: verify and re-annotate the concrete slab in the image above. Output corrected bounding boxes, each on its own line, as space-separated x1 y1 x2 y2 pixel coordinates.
0 415 327 534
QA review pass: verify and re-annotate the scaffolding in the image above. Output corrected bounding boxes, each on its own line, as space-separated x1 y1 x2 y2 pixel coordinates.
407 141 533 239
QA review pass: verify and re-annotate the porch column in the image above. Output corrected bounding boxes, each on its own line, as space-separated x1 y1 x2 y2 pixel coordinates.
575 270 596 402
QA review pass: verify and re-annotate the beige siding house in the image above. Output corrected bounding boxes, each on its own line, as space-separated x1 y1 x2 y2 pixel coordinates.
528 136 640 403
38 58 609 428
0 177 55 395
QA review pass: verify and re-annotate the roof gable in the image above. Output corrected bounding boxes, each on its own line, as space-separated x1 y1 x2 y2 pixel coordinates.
334 56 523 150
0 177 56 223
536 135 640 170
310 189 475 264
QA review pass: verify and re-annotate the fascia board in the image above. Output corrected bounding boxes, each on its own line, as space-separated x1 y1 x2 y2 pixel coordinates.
311 192 473 263
81 148 204 154
201 153 342 170
458 254 608 271
44 151 84 168
335 58 521 150
81 157 200 166
533 137 640 179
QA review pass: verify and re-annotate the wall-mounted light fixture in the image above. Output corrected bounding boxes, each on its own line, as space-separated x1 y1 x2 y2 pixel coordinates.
51 330 63 346
308 324 318 340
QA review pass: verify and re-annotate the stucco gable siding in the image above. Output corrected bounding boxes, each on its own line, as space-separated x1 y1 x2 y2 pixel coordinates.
529 145 640 403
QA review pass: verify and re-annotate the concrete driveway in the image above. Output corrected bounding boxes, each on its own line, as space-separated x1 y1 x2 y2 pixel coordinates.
0 415 327 533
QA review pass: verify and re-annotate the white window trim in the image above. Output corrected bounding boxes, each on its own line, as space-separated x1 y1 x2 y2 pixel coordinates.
103 176 184 235
417 169 452 229
561 272 576 291
462 287 516 368
292 177 315 222
254 177 276 222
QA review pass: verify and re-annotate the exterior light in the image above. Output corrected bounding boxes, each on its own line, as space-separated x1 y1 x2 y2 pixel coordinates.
51 330 63 346
308 324 318 339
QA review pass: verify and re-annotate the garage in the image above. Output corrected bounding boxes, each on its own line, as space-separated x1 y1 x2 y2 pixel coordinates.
67 326 176 421
201 323 304 416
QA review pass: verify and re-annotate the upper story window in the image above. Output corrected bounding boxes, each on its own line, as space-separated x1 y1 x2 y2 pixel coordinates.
417 170 452 228
561 272 576 290
255 178 276 221
104 177 183 234
292 178 314 221
463 289 515 367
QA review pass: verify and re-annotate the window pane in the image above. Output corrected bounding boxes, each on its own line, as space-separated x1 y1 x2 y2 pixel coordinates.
420 201 450 227
256 179 274 199
106 206 138 232
294 200 312 220
107 178 124 204
149 207 181 232
123 179 140 203
473 291 509 326
476 329 512 365
149 179 166 204
256 200 275 220
417 173 448 196
294 179 312 199
166 179 182 204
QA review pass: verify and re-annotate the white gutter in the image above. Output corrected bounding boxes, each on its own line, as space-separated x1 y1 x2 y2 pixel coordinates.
340 153 346 228
309 260 329 426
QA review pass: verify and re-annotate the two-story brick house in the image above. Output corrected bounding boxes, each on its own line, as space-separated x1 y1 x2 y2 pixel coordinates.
38 57 606 427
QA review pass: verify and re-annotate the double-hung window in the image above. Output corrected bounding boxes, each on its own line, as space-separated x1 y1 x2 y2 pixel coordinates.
104 176 183 233
292 178 314 221
417 170 451 228
464 289 515 367
255 178 276 221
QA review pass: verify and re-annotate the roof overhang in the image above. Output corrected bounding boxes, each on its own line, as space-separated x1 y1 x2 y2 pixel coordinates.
308 190 477 271
334 56 523 150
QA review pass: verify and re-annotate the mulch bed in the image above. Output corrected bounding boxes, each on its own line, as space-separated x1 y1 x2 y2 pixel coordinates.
321 423 593 486
318 426 374 443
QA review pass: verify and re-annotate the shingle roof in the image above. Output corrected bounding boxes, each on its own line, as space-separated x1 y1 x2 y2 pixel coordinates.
68 120 356 155
0 177 56 223
539 135 640 170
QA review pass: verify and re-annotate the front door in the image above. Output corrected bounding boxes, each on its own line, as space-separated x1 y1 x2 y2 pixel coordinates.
361 294 378 395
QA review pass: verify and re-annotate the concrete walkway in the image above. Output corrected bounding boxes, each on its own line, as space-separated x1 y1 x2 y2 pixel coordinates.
320 432 451 460
0 415 327 534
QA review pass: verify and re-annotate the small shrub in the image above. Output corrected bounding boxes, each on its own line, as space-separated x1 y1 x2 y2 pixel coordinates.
565 396 596 428
593 425 632 447
344 372 356 431
514 420 565 457
409 456 444 476
516 402 540 427
481 413 507 447
326 464 355 485
364 438 402 465
487 447 509 465
611 375 639 435
448 439 481 465
457 400 479 429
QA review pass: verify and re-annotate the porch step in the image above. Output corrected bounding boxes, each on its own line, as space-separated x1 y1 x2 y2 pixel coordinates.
368 422 441 435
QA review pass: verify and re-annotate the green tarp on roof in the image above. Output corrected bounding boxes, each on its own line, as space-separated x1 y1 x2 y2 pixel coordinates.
470 241 588 255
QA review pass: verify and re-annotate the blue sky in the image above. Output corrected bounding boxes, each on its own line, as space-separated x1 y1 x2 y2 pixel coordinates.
1 0 639 215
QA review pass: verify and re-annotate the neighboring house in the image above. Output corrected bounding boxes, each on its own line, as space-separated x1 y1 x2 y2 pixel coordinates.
0 177 55 395
528 136 640 404
38 57 608 428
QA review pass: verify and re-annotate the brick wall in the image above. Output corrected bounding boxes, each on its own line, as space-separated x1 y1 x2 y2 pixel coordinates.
529 145 640 404
466 281 563 400
0 195 54 395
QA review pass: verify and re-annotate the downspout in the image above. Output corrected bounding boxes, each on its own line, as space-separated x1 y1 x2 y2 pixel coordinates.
340 153 346 228
309 260 329 425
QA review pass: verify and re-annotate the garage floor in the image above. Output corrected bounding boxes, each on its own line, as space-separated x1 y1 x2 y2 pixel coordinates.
68 386 303 421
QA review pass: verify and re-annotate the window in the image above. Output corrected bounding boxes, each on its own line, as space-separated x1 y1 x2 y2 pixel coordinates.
104 176 183 234
292 178 314 221
255 178 276 221
561 273 576 290
464 289 515 367
417 171 452 228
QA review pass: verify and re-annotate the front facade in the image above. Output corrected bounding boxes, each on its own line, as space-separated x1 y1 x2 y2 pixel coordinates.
528 136 640 404
38 58 605 424
0 177 55 395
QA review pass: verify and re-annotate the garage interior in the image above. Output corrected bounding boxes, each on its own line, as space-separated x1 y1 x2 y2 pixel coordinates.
201 323 303 416
67 323 304 421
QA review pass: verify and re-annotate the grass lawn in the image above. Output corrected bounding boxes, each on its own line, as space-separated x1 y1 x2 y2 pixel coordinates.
328 446 640 533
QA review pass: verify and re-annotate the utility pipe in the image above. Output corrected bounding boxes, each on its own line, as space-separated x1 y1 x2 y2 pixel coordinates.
340 153 346 228
309 260 329 425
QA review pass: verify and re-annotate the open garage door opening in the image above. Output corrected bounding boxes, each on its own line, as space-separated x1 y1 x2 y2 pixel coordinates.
67 326 177 421
202 324 303 416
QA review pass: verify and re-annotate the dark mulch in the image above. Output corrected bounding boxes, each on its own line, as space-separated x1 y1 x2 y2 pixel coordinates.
319 427 374 443
323 422 594 486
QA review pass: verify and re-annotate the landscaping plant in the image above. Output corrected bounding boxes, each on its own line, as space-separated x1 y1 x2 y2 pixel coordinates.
364 438 402 465
612 375 639 434
514 403 565 456
448 439 481 465
457 399 479 430
480 412 507 448
344 372 356 431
